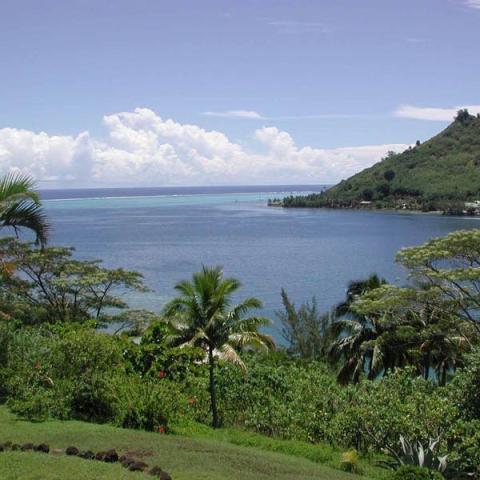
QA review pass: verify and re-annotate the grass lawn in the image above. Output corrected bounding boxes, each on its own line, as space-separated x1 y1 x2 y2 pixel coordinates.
0 407 374 480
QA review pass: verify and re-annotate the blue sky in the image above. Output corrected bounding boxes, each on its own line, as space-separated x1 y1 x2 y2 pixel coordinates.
0 0 479 187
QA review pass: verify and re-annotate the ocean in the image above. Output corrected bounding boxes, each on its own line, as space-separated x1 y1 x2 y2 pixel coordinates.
38 185 478 338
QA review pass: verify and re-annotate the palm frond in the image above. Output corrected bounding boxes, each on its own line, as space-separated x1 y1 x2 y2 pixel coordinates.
215 344 246 372
1 199 50 245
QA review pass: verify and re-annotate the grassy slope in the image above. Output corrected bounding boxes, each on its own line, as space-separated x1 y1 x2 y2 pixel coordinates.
0 407 372 480
283 113 480 207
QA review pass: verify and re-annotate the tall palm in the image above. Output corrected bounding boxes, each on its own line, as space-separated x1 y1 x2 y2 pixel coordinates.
163 266 274 428
328 274 387 383
335 273 386 318
0 173 49 245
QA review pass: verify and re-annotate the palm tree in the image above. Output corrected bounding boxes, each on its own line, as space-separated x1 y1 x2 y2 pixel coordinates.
335 273 386 318
163 266 274 428
0 173 49 245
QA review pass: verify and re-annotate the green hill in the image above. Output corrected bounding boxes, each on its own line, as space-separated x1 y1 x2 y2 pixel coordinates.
282 109 480 212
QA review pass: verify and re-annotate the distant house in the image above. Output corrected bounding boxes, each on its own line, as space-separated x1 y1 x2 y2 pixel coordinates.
359 200 372 205
464 200 480 215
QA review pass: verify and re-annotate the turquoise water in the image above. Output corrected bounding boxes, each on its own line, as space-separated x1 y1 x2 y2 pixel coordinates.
40 186 478 338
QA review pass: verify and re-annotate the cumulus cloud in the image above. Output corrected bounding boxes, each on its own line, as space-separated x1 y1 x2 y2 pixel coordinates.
0 108 409 187
395 104 480 121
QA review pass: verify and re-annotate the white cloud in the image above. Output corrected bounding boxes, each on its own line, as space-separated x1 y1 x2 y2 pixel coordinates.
466 0 480 9
395 104 480 121
203 110 265 119
0 108 409 187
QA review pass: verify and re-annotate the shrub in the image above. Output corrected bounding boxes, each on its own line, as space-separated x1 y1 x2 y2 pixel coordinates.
340 449 362 474
388 465 444 480
445 419 480 478
450 348 480 421
114 376 188 431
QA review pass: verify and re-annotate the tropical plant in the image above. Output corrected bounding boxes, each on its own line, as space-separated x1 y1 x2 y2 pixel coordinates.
163 266 274 427
340 449 362 474
0 238 147 324
327 274 388 383
381 435 448 473
277 289 333 359
397 230 480 335
0 173 49 245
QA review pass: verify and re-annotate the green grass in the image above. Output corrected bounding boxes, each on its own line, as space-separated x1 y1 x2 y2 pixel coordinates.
174 422 387 479
0 407 375 480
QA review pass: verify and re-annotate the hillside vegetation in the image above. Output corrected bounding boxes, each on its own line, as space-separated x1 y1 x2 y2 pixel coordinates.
281 110 480 212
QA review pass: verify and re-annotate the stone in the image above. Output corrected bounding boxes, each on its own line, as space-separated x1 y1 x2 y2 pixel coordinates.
95 451 106 461
66 446 80 456
21 443 34 451
34 444 50 454
121 457 136 468
149 466 172 479
103 449 118 463
79 450 95 460
129 461 149 472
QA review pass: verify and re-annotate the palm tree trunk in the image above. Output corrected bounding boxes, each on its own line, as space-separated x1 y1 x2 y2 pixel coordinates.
208 345 220 428
424 353 430 381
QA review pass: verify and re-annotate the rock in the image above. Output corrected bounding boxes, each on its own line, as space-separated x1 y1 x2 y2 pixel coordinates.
66 446 80 456
149 466 172 479
21 443 34 451
79 450 95 460
103 449 118 463
52 448 63 455
34 444 50 454
121 457 136 468
129 461 149 472
96 451 107 461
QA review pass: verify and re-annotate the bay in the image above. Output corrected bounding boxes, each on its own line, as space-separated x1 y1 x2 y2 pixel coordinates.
40 185 478 339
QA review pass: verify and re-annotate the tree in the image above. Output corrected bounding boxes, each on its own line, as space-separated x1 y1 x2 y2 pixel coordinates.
0 238 147 325
455 109 473 126
328 274 388 383
384 170 396 182
396 230 480 335
277 289 333 359
0 173 49 245
163 266 274 428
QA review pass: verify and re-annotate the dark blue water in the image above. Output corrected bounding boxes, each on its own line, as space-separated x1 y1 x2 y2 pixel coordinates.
39 186 478 338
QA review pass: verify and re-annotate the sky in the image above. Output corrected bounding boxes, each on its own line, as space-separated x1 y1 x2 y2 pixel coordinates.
0 0 479 188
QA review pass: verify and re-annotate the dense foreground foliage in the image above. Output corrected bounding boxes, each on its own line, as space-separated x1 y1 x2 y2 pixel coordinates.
0 323 479 478
1 226 480 478
280 110 480 213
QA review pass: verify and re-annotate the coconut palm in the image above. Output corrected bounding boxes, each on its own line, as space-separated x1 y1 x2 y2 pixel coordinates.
328 274 388 383
0 173 49 245
163 266 274 428
335 273 386 318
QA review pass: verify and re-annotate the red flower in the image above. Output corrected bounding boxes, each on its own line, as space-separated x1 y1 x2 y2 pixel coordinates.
34 362 41 370
187 397 196 406
158 370 166 379
154 425 166 434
